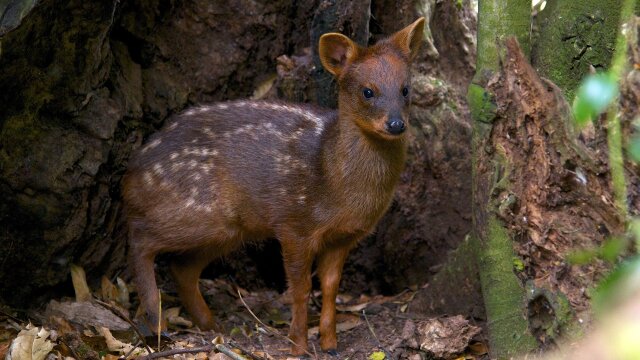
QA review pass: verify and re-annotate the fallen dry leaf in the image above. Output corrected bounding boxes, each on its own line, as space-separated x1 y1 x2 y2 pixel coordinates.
307 313 361 337
336 302 369 312
0 341 10 358
165 307 194 328
210 353 233 360
250 73 277 100
116 277 131 308
70 264 92 302
101 276 119 303
7 324 55 360
252 350 276 360
98 326 149 357
468 341 488 355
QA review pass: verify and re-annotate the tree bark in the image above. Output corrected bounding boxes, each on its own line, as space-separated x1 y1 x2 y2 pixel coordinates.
532 0 624 99
469 1 538 358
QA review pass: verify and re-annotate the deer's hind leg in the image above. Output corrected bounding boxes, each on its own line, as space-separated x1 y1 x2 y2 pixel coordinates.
169 245 222 331
129 227 167 332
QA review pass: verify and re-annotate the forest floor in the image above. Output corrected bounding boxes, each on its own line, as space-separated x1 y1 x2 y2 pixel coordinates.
0 275 489 360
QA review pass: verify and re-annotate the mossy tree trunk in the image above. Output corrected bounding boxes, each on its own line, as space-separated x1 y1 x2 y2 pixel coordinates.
470 0 631 358
469 2 538 358
532 0 624 100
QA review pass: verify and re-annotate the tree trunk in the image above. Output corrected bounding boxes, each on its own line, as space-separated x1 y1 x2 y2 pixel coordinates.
469 1 538 358
532 0 624 100
470 1 633 357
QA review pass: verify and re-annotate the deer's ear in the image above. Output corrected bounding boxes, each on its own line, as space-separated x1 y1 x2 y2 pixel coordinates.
390 17 425 60
319 33 360 76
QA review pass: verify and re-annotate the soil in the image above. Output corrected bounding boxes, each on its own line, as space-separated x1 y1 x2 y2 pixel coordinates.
0 277 488 360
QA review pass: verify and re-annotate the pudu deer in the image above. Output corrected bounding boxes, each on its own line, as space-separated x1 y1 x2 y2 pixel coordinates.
123 17 425 355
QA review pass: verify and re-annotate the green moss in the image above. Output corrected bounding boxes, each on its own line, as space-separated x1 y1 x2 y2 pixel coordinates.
477 0 531 72
532 0 624 100
477 217 538 358
467 83 497 124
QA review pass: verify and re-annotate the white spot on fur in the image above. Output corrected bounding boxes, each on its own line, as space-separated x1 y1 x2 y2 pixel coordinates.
297 195 306 205
201 163 213 174
167 122 178 131
188 160 198 169
257 102 325 135
218 104 229 110
152 163 165 175
141 139 162 153
172 161 185 172
196 204 213 213
170 152 179 160
143 172 153 184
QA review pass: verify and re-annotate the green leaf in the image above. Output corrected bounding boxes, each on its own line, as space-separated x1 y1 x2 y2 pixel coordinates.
599 237 626 262
592 257 640 314
513 257 525 271
368 351 386 360
572 73 619 127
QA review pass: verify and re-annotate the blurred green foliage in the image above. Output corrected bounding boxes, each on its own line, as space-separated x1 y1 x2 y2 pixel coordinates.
572 72 619 127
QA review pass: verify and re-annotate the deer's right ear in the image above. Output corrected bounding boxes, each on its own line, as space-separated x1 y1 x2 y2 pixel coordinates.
319 33 360 76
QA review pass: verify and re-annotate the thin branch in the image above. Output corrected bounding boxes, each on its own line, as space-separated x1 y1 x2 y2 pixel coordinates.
0 308 24 326
362 310 394 360
227 340 267 360
94 299 153 355
237 289 316 359
136 343 251 360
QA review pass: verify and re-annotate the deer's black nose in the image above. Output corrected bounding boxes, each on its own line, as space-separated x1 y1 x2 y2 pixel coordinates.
385 117 406 135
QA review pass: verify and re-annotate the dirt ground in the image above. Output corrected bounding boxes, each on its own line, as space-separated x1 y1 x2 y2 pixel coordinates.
0 275 488 360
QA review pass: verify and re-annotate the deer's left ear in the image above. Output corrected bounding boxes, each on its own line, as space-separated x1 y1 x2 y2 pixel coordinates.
390 17 425 60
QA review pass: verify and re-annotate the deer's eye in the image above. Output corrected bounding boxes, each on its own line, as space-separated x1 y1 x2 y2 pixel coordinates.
363 88 374 99
402 86 409 97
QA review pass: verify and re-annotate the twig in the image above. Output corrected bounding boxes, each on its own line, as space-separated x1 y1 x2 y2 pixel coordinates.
58 336 82 360
362 310 394 360
138 345 210 359
136 343 249 360
94 299 153 355
0 308 25 326
227 340 265 360
120 340 144 360
237 289 316 359
156 290 162 351
216 344 253 360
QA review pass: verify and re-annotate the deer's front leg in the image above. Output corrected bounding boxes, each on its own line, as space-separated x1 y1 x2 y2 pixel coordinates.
316 243 352 353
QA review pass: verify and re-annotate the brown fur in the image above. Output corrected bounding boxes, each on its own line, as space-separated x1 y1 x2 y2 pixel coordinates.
123 18 425 355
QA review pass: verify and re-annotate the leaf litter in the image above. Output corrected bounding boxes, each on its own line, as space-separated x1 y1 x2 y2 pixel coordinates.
0 265 487 360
